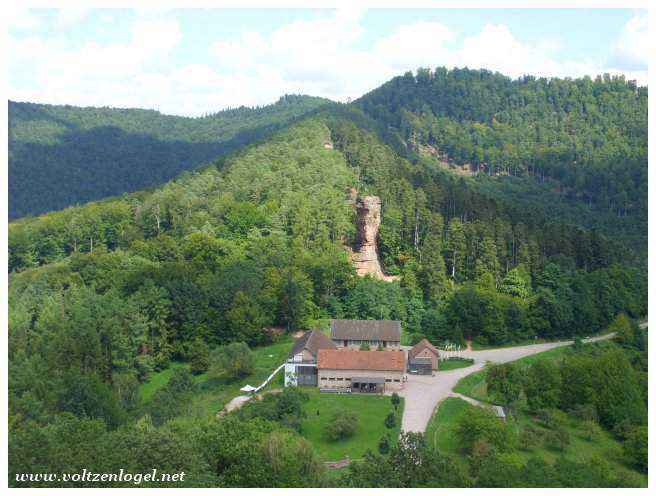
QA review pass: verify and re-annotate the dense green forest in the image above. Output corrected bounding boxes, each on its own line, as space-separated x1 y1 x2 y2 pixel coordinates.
356 67 647 248
8 68 647 487
9 95 328 219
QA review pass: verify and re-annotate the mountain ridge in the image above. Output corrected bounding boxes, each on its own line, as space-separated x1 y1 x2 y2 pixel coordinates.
9 94 330 219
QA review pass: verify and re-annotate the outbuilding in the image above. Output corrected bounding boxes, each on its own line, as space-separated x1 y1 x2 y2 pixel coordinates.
407 338 440 371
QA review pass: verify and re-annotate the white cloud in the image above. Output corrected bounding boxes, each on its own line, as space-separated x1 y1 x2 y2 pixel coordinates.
8 8 41 31
55 8 90 28
8 10 648 117
609 14 648 71
372 21 454 70
131 19 182 57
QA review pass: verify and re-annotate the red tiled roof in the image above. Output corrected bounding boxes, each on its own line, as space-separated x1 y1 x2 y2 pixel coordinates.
408 339 440 360
317 349 406 372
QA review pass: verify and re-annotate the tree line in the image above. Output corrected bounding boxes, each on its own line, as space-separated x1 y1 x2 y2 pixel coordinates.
8 109 646 486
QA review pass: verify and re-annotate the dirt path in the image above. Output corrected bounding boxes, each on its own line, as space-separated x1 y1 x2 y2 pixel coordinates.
399 333 616 433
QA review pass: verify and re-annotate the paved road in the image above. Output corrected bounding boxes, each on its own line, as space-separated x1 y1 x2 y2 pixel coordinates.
399 333 616 433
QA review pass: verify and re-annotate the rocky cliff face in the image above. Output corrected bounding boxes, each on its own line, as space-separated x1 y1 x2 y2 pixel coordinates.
350 193 398 281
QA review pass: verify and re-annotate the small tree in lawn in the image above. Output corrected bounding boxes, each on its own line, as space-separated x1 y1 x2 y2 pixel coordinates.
326 409 358 441
384 411 396 429
391 392 400 410
624 426 648 473
189 338 210 375
378 434 390 454
486 363 524 407
581 420 602 441
209 342 255 380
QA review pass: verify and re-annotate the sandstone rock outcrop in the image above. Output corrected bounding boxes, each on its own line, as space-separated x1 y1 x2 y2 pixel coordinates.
350 193 398 281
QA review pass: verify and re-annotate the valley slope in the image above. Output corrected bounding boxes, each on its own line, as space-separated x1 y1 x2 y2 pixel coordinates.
9 94 329 219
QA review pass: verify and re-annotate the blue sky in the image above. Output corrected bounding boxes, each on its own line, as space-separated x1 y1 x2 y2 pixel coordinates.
8 7 648 116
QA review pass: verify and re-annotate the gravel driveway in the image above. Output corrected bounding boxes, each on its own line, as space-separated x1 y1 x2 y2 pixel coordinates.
399 333 615 433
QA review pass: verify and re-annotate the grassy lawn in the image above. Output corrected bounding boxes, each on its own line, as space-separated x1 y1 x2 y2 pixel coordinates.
425 397 470 452
471 337 545 351
300 389 403 461
438 358 474 371
435 340 647 487
453 345 572 403
139 361 185 403
138 336 294 416
424 398 646 487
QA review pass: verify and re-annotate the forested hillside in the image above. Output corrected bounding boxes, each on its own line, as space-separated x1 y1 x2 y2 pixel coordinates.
356 67 647 245
8 95 328 219
8 71 647 487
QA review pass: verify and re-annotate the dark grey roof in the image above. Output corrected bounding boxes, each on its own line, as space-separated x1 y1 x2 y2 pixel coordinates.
288 329 335 359
330 319 401 342
351 376 386 384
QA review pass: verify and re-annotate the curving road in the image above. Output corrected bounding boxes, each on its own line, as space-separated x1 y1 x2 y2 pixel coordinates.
398 333 616 433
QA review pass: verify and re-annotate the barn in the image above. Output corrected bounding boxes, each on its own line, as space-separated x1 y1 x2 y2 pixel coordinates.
407 339 440 373
317 349 406 393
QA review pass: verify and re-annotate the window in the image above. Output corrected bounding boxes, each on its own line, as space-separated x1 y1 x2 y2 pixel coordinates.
385 379 391 382
329 377 335 381
337 377 343 381
320 377 326 380
393 379 400 382
344 378 351 381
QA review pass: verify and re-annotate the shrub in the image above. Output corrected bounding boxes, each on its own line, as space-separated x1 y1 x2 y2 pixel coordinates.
524 359 561 411
189 339 210 375
378 434 390 454
544 427 570 451
239 388 308 432
476 452 523 487
326 409 358 441
209 342 255 380
485 363 524 406
623 426 648 473
519 426 543 451
456 405 517 453
391 392 400 410
580 420 602 441
569 403 598 422
384 411 396 429
535 408 553 427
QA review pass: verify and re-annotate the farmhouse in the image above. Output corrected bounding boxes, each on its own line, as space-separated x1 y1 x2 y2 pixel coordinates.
330 319 401 350
284 329 336 387
317 349 406 393
407 338 440 374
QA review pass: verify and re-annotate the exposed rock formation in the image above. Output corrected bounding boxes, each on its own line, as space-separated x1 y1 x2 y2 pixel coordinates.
350 193 398 281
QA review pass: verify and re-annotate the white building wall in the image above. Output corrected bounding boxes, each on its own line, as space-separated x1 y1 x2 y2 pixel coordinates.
317 368 404 391
284 363 298 387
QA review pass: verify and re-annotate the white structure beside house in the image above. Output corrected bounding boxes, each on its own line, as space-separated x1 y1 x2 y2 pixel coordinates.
283 329 336 387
